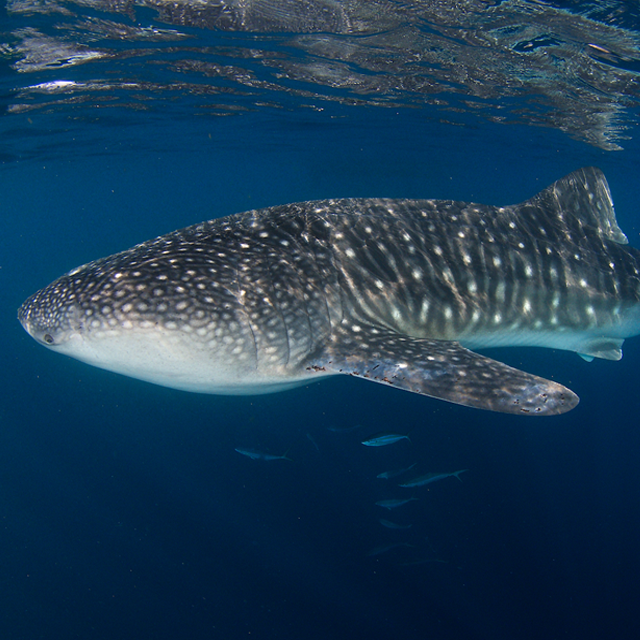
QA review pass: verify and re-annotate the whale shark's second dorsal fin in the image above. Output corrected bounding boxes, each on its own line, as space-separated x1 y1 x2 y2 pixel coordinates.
517 167 628 245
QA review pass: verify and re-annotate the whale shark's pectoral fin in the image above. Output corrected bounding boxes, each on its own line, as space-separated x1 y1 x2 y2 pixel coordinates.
307 324 578 416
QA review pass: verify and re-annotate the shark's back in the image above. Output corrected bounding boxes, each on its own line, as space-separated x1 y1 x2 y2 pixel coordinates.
314 168 639 349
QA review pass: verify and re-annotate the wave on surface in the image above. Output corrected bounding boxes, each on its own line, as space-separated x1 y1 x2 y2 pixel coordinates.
2 0 640 150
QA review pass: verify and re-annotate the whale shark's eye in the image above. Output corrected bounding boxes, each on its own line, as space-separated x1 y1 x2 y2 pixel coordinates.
43 334 54 345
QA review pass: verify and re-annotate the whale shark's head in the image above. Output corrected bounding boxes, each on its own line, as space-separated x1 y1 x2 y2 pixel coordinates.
17 240 307 395
18 272 85 351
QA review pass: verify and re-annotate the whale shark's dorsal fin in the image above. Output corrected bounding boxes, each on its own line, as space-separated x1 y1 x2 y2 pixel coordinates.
519 166 628 245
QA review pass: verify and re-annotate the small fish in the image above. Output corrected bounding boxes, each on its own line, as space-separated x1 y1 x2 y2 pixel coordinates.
375 497 418 510
379 519 412 530
399 469 468 488
235 447 292 461
376 463 417 479
368 542 416 557
361 432 411 447
306 432 320 453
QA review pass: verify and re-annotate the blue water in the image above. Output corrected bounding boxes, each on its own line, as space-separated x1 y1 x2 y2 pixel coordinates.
3 2 640 639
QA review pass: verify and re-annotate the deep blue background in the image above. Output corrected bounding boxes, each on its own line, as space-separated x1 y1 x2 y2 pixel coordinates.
2 103 640 639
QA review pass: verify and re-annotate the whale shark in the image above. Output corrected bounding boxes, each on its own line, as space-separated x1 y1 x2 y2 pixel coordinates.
18 167 640 415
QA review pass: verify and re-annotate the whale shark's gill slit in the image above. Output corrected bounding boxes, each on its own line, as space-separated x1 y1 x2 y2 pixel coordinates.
264 241 291 367
231 258 259 368
242 298 260 369
325 223 349 328
297 257 315 360
305 213 338 337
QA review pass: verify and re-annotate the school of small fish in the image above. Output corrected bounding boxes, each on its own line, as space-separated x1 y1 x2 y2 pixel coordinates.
234 423 467 565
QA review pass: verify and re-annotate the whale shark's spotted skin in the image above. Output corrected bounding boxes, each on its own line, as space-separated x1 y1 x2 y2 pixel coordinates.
18 168 640 415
